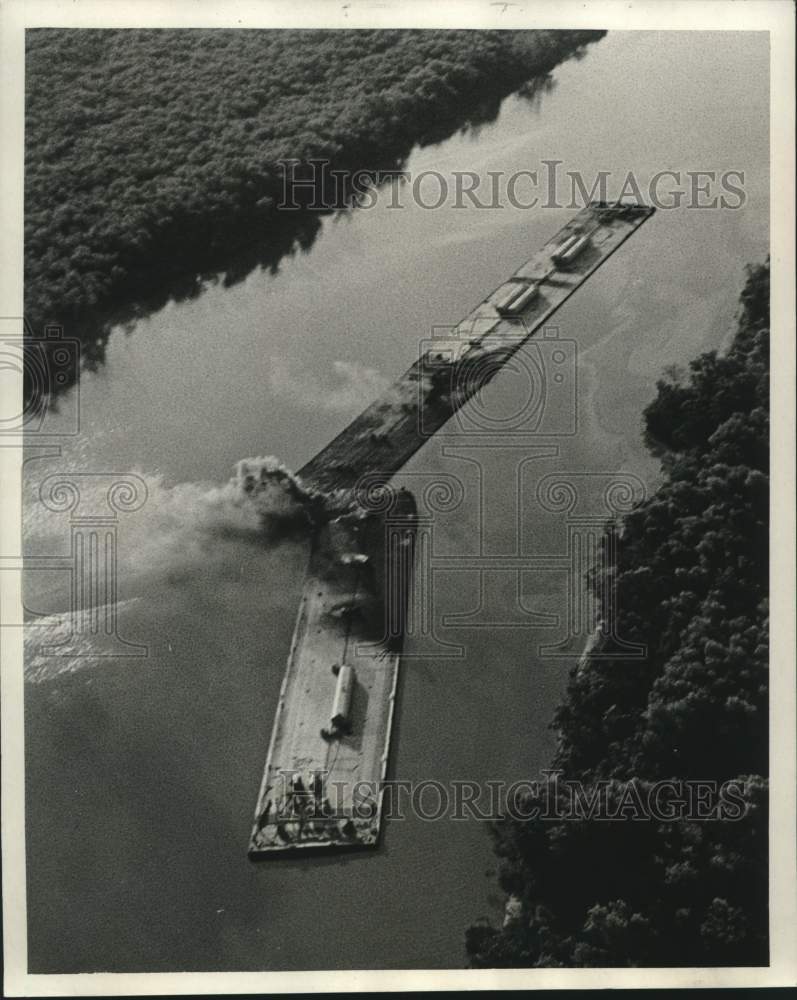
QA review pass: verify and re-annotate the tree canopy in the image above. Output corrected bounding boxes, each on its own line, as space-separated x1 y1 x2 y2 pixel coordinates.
467 261 770 968
25 28 604 387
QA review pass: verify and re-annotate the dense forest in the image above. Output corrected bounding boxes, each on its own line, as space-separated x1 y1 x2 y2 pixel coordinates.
24 28 603 389
467 262 770 967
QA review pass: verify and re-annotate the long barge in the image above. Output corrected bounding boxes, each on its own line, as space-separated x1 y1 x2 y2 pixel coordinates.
249 201 655 857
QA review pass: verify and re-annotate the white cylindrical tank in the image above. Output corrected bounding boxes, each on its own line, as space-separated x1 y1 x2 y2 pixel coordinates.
552 233 575 257
330 664 355 730
559 234 590 265
551 232 580 264
504 281 539 314
553 233 590 267
494 282 524 313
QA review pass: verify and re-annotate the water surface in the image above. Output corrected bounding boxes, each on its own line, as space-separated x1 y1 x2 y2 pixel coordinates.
24 30 768 971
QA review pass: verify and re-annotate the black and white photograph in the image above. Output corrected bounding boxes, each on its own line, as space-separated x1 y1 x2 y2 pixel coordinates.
1 0 795 993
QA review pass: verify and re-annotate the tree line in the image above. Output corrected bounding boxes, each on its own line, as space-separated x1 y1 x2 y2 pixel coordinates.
467 261 770 967
25 28 605 390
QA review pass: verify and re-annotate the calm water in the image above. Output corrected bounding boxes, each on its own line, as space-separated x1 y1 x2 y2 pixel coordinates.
24 31 768 971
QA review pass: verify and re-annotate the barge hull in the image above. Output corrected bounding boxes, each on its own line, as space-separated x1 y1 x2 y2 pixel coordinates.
250 201 655 856
249 493 416 856
298 202 655 494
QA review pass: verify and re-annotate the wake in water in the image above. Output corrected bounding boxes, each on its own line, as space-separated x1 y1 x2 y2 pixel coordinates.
23 599 143 684
23 454 352 683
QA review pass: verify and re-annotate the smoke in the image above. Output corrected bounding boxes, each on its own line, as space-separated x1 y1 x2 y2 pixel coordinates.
234 455 325 541
22 454 362 683
233 455 366 541
24 454 350 565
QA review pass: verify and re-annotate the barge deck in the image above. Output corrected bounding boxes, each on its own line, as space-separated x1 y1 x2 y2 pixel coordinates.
249 201 655 856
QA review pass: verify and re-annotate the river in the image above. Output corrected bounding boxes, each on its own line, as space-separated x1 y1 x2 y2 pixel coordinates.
23 30 768 971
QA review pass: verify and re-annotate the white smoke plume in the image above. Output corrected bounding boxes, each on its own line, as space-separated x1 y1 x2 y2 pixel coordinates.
23 454 359 683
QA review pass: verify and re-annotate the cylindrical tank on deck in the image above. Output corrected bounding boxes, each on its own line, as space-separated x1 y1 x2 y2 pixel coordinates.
552 233 590 267
552 233 578 257
504 281 539 314
494 282 524 313
331 664 355 730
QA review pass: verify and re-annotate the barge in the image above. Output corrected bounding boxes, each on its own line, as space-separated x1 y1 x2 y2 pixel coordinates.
249 201 655 856
297 201 655 494
249 490 416 856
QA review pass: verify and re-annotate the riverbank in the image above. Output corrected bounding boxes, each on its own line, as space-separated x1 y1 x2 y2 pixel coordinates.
23 30 769 972
24 28 605 393
467 261 770 968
